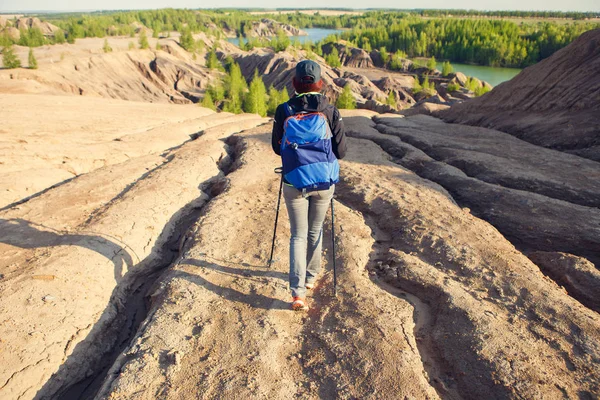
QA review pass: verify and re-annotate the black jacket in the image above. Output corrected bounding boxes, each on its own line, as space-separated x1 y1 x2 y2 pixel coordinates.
271 93 347 159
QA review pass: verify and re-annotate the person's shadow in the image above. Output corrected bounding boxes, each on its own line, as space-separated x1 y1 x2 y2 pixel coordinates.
0 218 133 282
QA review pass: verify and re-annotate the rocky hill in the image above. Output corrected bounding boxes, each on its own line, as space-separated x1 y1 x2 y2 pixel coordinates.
439 28 600 161
0 16 62 40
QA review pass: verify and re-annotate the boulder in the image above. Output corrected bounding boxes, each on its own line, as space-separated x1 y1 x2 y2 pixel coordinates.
245 19 306 37
454 71 468 86
322 43 374 69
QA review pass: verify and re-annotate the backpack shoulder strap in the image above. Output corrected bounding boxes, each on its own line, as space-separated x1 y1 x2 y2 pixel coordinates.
284 102 295 118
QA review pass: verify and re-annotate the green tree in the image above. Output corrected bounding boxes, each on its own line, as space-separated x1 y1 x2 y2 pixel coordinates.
103 38 112 53
447 82 460 92
208 80 225 102
223 62 247 114
336 84 356 110
267 86 280 116
139 31 149 49
325 46 341 68
179 28 195 51
28 48 38 69
2 46 21 69
412 77 423 94
206 49 220 69
441 61 453 77
422 76 436 96
474 85 491 97
271 29 290 52
385 91 397 108
465 77 480 92
379 46 389 66
426 56 437 71
201 91 216 110
243 70 267 116
54 30 66 44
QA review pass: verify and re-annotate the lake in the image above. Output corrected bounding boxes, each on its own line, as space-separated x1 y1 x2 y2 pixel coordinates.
436 62 522 87
227 28 522 87
227 28 344 46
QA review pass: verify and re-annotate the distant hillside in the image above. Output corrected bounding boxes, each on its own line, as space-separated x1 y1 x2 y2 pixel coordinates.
438 28 600 161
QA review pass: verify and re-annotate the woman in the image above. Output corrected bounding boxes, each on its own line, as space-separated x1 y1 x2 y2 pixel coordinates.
271 60 347 311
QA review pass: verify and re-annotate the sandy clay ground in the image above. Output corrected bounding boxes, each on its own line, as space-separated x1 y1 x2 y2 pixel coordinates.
1 36 599 400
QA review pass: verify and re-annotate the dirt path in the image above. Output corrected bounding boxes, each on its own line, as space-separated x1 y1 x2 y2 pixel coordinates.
1 106 599 400
94 124 441 399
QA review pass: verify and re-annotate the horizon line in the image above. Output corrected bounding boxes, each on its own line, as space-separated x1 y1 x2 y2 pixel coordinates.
2 7 600 14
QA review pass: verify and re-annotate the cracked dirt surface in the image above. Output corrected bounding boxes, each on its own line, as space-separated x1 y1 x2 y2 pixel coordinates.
1 100 599 400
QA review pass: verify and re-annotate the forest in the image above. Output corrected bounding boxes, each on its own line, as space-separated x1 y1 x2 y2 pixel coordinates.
2 9 599 68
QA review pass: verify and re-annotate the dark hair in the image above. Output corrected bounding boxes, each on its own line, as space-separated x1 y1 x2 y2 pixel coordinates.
293 76 323 94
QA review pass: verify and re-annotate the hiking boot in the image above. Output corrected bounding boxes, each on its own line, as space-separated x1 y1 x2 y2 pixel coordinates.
291 297 309 311
305 282 315 290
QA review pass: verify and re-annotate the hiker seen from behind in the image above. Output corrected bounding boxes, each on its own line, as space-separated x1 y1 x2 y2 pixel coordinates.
271 60 347 311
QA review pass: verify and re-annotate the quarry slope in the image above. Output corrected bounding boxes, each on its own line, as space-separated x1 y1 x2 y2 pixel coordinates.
0 96 598 399
438 28 600 161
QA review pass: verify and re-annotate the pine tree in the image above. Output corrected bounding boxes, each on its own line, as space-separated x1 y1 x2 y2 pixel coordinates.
412 77 423 94
28 47 38 69
379 46 389 66
223 62 247 114
427 56 437 71
243 70 267 117
279 87 289 103
139 31 149 49
325 46 341 68
103 38 112 53
201 91 216 110
208 80 225 102
206 49 220 69
386 91 397 109
267 86 280 116
441 61 453 76
179 28 195 51
336 84 356 110
2 46 21 69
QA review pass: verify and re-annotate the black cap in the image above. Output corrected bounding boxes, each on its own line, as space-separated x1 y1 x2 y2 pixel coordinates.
295 60 321 83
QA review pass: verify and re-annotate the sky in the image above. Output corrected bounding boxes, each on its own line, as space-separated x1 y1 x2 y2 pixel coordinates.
0 0 598 13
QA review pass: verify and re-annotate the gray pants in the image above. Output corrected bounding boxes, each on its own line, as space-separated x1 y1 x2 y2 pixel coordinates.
283 184 334 298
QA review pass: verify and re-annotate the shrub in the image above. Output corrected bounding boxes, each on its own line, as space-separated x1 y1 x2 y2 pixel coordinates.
442 61 453 77
2 46 21 69
139 32 149 49
386 91 397 109
447 82 460 92
103 39 112 53
465 77 480 92
54 30 66 44
28 48 38 69
474 85 491 97
325 46 341 68
336 84 356 110
201 91 216 110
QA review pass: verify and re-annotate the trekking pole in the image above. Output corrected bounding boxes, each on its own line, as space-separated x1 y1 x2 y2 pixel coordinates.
331 197 337 297
267 167 284 268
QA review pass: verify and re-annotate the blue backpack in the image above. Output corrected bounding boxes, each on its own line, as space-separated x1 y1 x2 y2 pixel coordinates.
281 102 340 191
